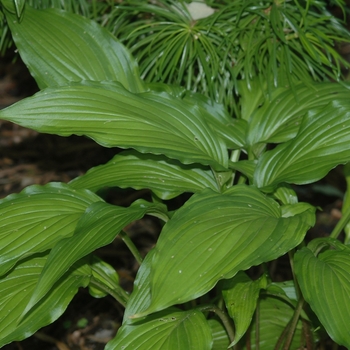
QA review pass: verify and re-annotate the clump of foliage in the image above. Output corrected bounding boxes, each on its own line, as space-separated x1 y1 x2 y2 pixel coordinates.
1 0 350 349
113 0 350 114
0 0 120 54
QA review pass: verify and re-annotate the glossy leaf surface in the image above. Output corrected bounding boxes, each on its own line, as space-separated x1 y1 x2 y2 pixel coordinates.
5 6 144 92
129 185 315 317
254 100 350 191
88 255 120 299
0 182 101 276
0 254 91 347
70 150 219 200
247 83 350 154
185 93 248 149
0 81 228 170
222 272 267 345
23 200 167 316
106 309 212 350
295 244 350 347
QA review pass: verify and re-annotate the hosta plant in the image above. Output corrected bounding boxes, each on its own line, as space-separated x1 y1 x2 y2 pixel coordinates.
1 0 350 349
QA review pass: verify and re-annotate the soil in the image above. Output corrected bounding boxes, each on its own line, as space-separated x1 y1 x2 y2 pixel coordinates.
0 55 347 350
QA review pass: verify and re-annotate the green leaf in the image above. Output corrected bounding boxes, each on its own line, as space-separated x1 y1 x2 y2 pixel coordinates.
222 272 267 346
207 319 230 350
4 6 144 92
129 185 315 317
243 295 306 349
88 255 120 299
268 280 298 302
0 0 17 13
0 253 91 347
271 184 298 205
0 81 228 171
213 119 247 150
105 309 212 350
238 78 265 121
229 159 256 182
254 100 350 192
70 150 219 200
247 83 350 156
184 93 248 149
14 0 25 17
22 199 166 317
295 244 350 347
0 182 101 276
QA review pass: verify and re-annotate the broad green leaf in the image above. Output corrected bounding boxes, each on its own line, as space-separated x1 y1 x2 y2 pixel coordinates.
106 308 212 350
271 184 298 205
295 244 350 347
129 185 315 317
88 255 120 299
247 83 350 156
254 100 350 192
238 78 265 121
212 119 248 150
229 159 256 182
222 272 267 346
0 81 228 171
269 280 298 302
4 6 144 92
0 182 101 276
184 93 248 149
207 319 230 350
0 0 17 13
70 150 219 200
0 253 91 347
146 82 186 98
23 200 167 317
243 295 305 349
146 83 248 149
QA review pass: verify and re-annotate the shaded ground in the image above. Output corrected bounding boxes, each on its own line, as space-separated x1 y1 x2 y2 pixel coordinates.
0 55 347 349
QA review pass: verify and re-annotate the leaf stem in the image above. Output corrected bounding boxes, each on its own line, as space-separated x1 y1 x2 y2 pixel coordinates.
198 304 235 345
283 297 304 350
288 250 302 300
255 302 260 350
120 230 143 265
230 149 241 185
330 204 350 240
89 276 129 307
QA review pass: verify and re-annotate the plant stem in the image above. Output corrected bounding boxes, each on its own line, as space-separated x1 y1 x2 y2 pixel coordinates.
199 304 235 345
230 149 241 185
89 276 129 308
330 204 350 240
120 230 143 265
255 302 260 350
288 250 302 300
282 297 305 350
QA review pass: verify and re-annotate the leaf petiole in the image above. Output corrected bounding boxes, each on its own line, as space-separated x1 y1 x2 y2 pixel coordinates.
89 276 129 307
120 230 143 265
198 304 235 346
